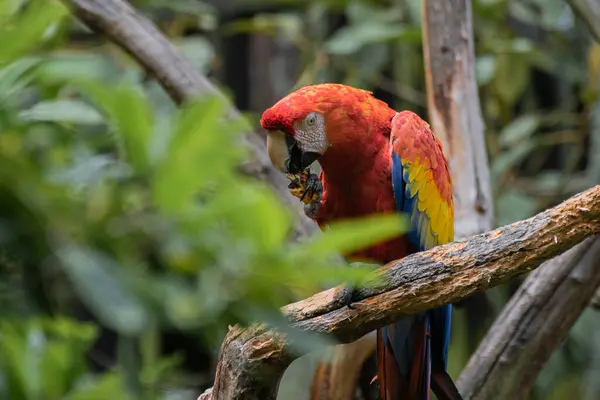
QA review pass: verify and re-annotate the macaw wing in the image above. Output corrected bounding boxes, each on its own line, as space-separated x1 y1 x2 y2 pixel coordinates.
389 111 454 251
390 110 454 368
377 110 456 399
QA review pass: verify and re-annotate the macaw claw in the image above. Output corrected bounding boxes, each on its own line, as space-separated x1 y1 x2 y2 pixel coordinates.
339 284 360 310
286 170 322 218
301 173 323 204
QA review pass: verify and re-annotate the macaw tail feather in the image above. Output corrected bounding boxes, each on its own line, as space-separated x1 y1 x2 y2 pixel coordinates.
431 370 462 400
376 309 462 400
376 328 404 398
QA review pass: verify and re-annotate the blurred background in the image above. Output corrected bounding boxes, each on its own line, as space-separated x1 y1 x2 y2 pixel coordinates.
0 0 599 399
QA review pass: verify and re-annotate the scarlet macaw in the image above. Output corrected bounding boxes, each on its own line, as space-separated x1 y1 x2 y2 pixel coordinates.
260 83 460 400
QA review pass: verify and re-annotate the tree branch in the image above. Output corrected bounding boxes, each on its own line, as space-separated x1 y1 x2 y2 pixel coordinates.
457 237 600 399
308 332 376 400
421 0 494 239
61 0 318 239
198 186 600 399
567 0 600 43
420 2 600 397
450 1 600 395
421 0 496 358
592 286 600 310
567 0 600 314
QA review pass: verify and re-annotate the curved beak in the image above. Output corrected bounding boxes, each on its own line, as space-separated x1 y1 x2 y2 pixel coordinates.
266 130 320 174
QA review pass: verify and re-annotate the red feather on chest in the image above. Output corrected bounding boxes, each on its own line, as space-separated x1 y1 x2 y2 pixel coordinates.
314 138 412 264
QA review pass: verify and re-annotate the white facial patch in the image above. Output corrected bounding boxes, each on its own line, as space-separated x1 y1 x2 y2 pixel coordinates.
293 112 329 154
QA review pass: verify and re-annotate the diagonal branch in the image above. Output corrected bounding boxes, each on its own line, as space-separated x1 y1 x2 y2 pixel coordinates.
198 186 600 399
456 2 600 396
456 237 600 399
567 0 600 313
61 0 318 239
592 285 600 310
567 0 600 43
66 0 221 104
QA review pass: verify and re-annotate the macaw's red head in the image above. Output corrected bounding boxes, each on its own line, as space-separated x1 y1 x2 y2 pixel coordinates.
260 83 395 174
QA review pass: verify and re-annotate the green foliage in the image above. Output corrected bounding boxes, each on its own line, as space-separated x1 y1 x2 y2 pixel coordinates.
1 0 599 399
0 1 407 398
233 0 600 398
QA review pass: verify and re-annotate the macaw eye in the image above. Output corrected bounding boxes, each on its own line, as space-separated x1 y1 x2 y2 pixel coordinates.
305 113 317 127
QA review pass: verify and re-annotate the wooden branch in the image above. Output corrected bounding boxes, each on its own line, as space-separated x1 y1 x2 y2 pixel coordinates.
61 0 318 239
198 186 600 399
422 3 600 397
422 0 494 239
567 0 600 43
309 332 376 400
457 237 600 399
592 287 600 310
568 0 600 315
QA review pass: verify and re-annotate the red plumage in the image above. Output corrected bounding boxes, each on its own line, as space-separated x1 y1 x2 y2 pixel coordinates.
261 83 409 263
261 83 458 400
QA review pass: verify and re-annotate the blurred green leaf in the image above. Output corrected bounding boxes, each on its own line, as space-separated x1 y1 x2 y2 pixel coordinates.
175 37 215 73
492 53 530 106
345 0 403 24
0 57 40 107
476 55 496 85
292 213 407 259
66 373 132 400
146 0 216 16
0 0 67 65
324 23 413 55
0 322 43 399
496 189 538 226
152 96 248 214
19 99 104 125
498 115 541 148
0 0 26 26
76 81 154 173
210 182 292 252
57 246 149 336
492 141 536 176
37 51 120 84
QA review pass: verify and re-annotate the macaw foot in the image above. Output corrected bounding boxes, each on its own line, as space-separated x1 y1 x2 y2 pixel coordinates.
286 170 322 218
339 284 361 310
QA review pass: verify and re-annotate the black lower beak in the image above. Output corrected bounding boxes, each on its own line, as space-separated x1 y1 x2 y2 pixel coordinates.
284 136 320 174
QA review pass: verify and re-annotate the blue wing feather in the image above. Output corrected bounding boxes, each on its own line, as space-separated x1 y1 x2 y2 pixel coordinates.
389 150 453 395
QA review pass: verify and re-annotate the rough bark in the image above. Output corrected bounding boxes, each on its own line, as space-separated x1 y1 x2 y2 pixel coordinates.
453 1 600 396
198 185 600 400
568 0 600 42
569 0 600 313
309 332 376 400
61 0 318 239
421 0 496 365
421 0 494 239
457 237 600 399
592 287 600 310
